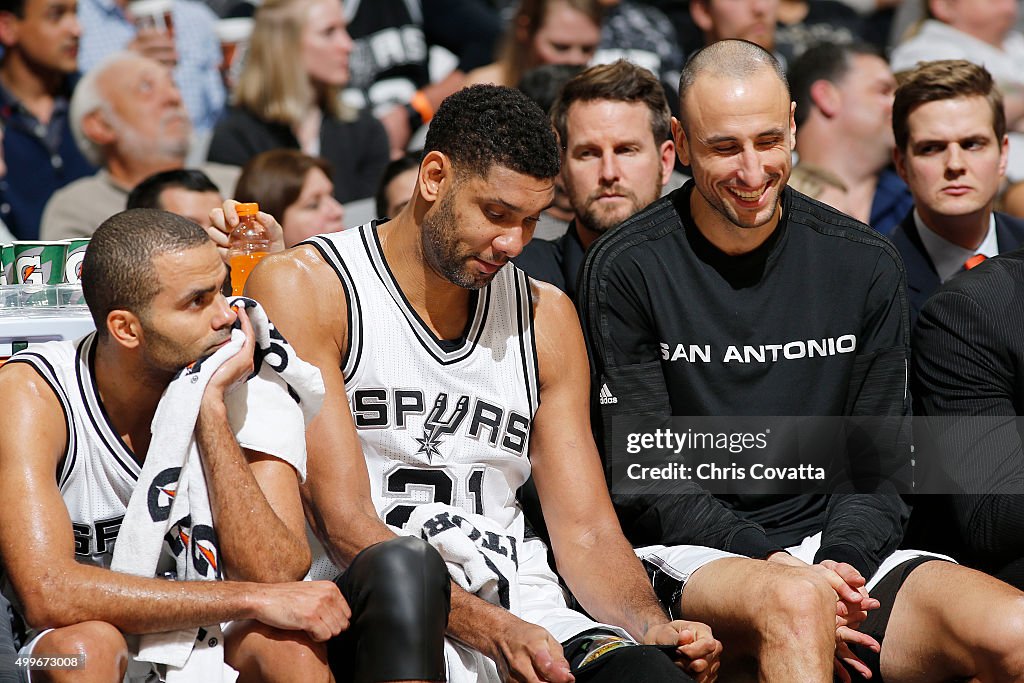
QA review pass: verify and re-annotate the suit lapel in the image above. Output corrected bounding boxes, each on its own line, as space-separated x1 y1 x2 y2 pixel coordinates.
994 212 1024 254
893 212 941 318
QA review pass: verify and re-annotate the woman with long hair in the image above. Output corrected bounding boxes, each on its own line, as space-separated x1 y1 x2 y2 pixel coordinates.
207 0 389 203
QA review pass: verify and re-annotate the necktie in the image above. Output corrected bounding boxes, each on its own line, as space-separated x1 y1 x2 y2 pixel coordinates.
964 254 987 270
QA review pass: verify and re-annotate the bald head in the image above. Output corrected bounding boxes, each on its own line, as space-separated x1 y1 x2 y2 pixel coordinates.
70 51 190 168
679 39 789 114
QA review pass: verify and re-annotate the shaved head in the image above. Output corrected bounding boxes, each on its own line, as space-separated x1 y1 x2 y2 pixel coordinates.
679 39 789 116
670 38 796 249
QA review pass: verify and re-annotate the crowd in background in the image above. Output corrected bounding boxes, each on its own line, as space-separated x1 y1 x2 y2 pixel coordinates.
3 0 1024 244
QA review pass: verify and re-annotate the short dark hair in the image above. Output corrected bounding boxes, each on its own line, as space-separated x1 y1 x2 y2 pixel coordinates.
375 151 421 219
82 209 211 337
788 42 883 128
893 59 1005 152
551 60 671 150
518 63 587 114
234 149 334 225
0 0 26 19
127 169 220 211
423 84 560 181
679 39 789 115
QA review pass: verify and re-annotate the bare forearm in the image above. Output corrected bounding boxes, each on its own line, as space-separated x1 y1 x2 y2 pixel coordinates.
558 527 668 641
308 488 396 568
447 583 520 650
1002 89 1024 131
197 400 309 581
20 565 260 634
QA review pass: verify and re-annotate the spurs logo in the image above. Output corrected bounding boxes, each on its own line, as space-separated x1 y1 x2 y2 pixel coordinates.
414 394 470 462
352 388 532 458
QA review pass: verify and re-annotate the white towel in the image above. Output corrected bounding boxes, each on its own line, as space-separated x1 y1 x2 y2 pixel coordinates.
405 503 521 614
110 297 325 679
225 298 324 478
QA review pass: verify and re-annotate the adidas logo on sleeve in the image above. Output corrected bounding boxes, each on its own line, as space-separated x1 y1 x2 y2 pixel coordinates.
599 383 618 405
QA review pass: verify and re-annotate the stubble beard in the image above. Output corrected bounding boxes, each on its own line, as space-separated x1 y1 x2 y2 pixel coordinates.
575 180 661 236
421 191 495 290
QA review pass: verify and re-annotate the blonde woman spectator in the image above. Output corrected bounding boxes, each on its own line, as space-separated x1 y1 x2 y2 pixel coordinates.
207 0 389 204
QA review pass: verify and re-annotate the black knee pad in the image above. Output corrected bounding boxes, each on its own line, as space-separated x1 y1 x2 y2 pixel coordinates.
572 644 696 683
329 538 450 682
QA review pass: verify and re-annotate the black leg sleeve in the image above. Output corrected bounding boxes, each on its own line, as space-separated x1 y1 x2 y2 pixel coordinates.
329 537 450 683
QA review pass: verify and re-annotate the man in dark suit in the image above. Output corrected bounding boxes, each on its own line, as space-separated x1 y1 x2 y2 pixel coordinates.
911 245 1024 589
890 59 1024 327
898 60 1024 591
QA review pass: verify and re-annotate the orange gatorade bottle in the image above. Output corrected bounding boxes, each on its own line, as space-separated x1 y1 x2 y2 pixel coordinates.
228 202 270 295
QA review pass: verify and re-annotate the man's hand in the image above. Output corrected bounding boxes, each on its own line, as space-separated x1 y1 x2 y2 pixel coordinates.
768 553 879 624
824 559 880 683
643 620 721 683
202 304 253 406
768 553 880 681
208 199 287 263
818 560 878 632
834 625 880 682
127 27 177 67
481 615 574 683
249 580 350 642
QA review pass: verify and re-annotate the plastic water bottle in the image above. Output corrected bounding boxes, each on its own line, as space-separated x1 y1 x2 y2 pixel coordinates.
228 202 270 295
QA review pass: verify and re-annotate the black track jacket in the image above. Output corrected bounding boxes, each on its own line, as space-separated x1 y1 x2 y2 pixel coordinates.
578 181 911 578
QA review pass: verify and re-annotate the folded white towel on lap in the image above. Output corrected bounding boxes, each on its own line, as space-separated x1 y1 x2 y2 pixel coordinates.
405 502 521 614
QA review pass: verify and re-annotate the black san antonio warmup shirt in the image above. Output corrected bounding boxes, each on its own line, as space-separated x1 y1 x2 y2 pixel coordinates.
579 181 911 579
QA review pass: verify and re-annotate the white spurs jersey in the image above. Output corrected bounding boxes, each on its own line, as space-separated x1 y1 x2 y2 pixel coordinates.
306 224 540 535
5 333 140 569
